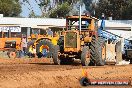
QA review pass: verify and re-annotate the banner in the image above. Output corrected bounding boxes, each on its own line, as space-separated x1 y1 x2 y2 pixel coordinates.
0 26 21 32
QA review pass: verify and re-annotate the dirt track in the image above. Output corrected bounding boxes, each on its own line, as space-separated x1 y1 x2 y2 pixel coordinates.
0 58 132 88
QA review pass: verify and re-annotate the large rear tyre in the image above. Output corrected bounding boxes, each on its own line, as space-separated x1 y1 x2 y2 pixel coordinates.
81 46 90 66
90 37 105 66
36 39 54 58
7 49 18 59
53 45 60 65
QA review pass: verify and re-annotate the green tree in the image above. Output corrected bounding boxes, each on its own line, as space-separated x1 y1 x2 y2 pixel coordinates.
82 0 93 15
122 0 132 19
38 0 50 16
95 0 130 19
39 0 79 17
49 2 71 18
0 0 22 17
22 0 79 18
29 10 36 18
59 0 79 4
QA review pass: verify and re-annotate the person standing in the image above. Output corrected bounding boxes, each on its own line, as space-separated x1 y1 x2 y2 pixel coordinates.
22 36 27 56
47 28 53 37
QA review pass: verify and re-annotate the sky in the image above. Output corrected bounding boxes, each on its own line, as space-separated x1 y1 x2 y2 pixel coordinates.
20 0 42 17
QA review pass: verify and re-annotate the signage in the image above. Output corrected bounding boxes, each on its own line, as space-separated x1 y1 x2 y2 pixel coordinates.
0 26 21 32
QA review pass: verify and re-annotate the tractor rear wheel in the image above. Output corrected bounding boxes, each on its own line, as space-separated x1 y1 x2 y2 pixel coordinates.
90 37 105 66
81 46 90 66
36 39 54 58
7 49 18 59
53 45 61 65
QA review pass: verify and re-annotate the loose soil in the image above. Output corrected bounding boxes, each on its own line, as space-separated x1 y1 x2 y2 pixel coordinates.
0 57 132 88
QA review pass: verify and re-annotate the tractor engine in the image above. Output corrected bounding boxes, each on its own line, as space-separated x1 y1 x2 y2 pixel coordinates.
58 30 81 57
64 31 78 52
4 41 16 48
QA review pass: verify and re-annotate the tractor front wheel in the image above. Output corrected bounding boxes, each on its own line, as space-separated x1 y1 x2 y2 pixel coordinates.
81 46 91 66
7 49 18 59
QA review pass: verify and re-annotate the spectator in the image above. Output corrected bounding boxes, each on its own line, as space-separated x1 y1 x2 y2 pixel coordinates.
22 36 27 56
47 28 53 37
32 45 36 57
28 45 36 58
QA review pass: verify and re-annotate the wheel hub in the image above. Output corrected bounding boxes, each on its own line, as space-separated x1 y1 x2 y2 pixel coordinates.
40 45 49 57
9 52 16 58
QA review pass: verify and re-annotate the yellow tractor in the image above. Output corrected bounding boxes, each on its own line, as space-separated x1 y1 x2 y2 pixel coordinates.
52 15 106 66
27 30 59 58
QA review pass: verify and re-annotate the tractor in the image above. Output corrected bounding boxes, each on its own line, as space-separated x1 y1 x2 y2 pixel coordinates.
52 15 106 66
0 26 22 58
27 29 59 58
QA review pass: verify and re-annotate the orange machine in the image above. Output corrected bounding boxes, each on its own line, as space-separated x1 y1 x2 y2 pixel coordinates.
0 27 22 58
52 15 106 66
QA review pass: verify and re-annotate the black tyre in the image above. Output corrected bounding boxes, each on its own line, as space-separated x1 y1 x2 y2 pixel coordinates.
90 37 96 66
81 46 91 66
53 45 60 65
90 37 105 66
26 40 35 55
80 77 90 86
7 49 18 59
36 39 54 58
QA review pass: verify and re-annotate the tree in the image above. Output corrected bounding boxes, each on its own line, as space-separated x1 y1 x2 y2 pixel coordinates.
0 0 22 17
38 0 50 16
95 0 130 20
39 0 79 17
82 0 94 15
22 0 80 18
49 2 71 18
29 10 36 18
122 0 132 19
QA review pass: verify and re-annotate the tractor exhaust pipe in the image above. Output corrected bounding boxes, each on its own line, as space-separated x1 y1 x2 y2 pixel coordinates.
79 5 81 33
